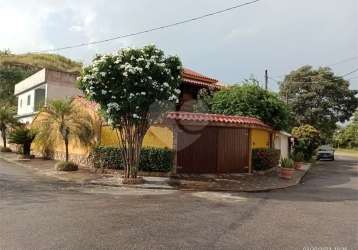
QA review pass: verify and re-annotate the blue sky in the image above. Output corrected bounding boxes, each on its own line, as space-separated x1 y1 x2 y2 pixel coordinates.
1 0 357 91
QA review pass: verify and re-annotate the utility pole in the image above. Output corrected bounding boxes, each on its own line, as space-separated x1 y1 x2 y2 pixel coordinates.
265 69 268 90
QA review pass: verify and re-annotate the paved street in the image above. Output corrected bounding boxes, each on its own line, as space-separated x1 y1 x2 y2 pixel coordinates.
0 156 357 250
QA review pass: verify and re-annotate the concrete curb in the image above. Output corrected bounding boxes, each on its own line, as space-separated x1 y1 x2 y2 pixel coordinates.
171 164 312 193
88 182 175 191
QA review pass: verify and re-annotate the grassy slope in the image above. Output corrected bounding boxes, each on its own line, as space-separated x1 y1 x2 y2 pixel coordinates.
0 53 82 73
335 148 358 158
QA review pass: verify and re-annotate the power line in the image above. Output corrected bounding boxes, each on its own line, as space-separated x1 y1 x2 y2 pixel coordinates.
273 55 358 78
341 67 358 77
268 73 358 85
347 75 358 81
36 0 262 53
327 56 358 67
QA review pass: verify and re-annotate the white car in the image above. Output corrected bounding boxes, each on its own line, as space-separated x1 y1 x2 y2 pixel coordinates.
316 145 335 161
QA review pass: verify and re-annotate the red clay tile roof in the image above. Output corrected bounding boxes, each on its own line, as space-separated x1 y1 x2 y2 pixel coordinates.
166 112 272 130
181 68 221 90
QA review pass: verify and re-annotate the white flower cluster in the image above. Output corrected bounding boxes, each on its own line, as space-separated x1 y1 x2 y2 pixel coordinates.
80 46 182 122
107 102 120 113
120 62 143 75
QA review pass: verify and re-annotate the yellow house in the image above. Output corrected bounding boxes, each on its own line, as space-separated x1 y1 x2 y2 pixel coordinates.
30 67 220 163
29 67 275 167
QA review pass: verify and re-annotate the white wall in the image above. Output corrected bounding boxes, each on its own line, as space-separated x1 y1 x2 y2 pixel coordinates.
17 85 46 117
14 69 46 95
280 135 289 159
17 89 35 116
274 133 290 159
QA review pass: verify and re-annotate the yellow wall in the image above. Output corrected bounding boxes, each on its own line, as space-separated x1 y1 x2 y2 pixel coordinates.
251 129 271 149
31 98 102 157
30 98 173 159
100 125 173 149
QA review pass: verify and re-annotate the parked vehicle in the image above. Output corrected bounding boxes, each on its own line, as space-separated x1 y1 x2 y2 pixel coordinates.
316 145 335 161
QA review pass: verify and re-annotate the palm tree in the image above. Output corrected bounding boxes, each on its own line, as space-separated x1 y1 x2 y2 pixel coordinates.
8 127 37 158
33 99 95 162
0 105 18 149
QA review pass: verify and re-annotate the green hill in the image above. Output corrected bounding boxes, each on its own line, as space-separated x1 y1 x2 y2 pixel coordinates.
0 52 82 73
0 51 82 106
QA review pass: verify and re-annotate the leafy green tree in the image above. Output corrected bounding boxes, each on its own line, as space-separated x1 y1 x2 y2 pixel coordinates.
33 99 95 162
279 66 358 139
210 83 290 130
0 105 18 149
78 45 182 181
292 124 321 160
8 127 37 158
0 66 33 106
333 109 358 148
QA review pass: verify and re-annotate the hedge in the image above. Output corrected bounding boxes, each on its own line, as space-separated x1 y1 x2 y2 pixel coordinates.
252 148 281 171
90 146 173 172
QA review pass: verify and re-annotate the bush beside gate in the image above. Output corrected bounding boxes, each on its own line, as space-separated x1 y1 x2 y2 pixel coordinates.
90 146 173 172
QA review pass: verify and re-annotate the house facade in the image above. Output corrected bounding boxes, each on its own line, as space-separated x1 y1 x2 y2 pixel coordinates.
17 67 282 170
14 68 81 123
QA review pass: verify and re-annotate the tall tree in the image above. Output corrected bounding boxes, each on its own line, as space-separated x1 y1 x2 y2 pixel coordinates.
33 99 95 162
210 83 291 131
78 45 182 182
279 66 358 139
333 109 358 148
0 105 18 149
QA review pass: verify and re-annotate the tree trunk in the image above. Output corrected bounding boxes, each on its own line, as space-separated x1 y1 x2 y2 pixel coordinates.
118 121 148 180
65 138 69 162
1 128 6 148
23 143 31 157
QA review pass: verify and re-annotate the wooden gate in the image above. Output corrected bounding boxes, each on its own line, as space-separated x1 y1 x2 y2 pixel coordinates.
176 126 249 174
177 126 218 174
217 128 249 173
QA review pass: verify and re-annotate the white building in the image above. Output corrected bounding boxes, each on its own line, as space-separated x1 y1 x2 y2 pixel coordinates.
274 131 292 159
14 68 82 123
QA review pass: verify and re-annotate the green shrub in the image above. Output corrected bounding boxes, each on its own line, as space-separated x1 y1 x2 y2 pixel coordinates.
252 148 281 171
139 148 173 172
90 146 173 172
292 151 305 162
280 158 294 169
55 161 79 171
8 127 36 157
0 146 12 152
292 125 321 161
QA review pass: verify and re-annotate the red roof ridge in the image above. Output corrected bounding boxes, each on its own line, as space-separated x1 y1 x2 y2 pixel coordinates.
166 112 272 130
182 67 218 84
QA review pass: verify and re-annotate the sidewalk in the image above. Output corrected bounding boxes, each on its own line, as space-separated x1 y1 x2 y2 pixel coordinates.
0 152 174 190
169 165 311 192
0 152 311 192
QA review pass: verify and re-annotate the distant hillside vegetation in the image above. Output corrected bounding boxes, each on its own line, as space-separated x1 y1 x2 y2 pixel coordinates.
0 51 82 106
0 52 82 73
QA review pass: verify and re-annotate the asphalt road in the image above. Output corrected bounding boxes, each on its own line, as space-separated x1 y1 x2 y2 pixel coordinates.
0 156 357 250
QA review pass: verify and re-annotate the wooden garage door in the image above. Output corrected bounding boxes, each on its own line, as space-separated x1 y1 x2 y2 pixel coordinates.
217 128 249 173
177 126 218 174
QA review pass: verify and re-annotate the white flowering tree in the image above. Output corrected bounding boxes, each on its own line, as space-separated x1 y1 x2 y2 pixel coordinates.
78 45 182 182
